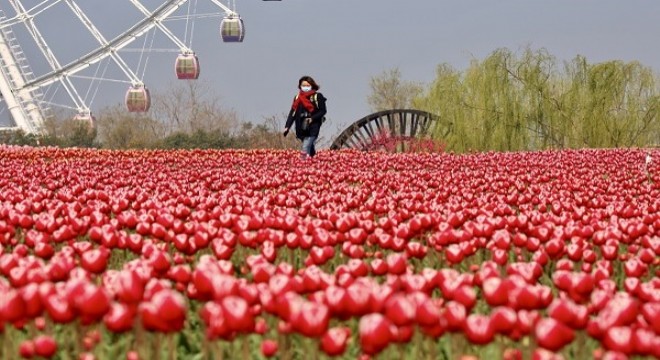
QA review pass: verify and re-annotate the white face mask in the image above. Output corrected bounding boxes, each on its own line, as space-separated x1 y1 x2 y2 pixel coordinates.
300 85 312 92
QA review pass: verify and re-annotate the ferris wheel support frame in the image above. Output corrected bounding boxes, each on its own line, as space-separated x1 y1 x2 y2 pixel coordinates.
208 0 234 15
63 0 142 85
0 0 64 29
1 0 239 134
0 44 40 133
128 0 191 53
0 10 46 134
17 0 191 94
7 0 88 113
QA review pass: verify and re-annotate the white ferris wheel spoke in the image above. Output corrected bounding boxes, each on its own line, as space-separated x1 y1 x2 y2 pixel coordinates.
18 0 191 93
6 0 88 112
63 0 141 85
208 0 234 15
128 0 190 53
0 0 63 29
1 0 254 134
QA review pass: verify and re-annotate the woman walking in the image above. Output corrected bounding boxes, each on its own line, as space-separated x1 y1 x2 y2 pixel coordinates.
283 75 327 159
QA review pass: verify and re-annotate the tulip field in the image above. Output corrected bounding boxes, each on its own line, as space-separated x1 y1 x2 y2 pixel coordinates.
0 145 659 360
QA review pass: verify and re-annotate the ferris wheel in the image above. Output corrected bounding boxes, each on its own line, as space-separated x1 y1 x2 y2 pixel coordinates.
0 0 251 135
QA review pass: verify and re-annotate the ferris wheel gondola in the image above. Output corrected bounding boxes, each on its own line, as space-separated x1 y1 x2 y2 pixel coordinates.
125 84 151 113
175 53 201 80
220 14 245 43
73 110 96 128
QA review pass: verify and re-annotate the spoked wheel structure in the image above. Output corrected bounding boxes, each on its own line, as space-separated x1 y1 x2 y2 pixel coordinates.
0 0 246 134
330 109 441 152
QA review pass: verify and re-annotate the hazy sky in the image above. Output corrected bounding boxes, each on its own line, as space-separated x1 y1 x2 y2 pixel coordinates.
3 0 660 144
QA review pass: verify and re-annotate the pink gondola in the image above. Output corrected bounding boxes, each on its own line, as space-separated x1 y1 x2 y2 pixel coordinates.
175 53 200 80
125 85 151 113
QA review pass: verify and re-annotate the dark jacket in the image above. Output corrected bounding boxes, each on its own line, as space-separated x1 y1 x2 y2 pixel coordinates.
285 92 327 140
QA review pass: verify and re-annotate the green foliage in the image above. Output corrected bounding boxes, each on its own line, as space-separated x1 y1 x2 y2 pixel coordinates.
0 129 40 146
157 129 238 149
0 80 275 150
39 118 99 148
413 47 660 152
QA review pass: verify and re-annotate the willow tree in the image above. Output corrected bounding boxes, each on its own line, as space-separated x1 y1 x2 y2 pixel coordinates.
461 48 531 152
412 64 463 150
412 47 660 152
561 58 660 148
414 48 536 152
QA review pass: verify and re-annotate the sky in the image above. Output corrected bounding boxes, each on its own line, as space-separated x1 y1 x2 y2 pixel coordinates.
2 0 660 145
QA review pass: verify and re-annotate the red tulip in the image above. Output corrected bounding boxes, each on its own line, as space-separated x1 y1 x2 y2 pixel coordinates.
445 244 464 264
20 283 42 319
588 295 639 339
490 306 517 335
503 348 523 360
80 248 109 274
74 283 110 322
140 289 186 333
33 335 57 358
43 293 75 324
416 297 442 327
602 326 633 354
359 313 393 356
631 327 655 356
450 285 477 310
115 270 145 303
0 289 26 323
383 294 415 327
324 286 349 317
385 253 407 275
443 301 467 332
531 348 565 360
534 318 575 352
641 302 660 335
261 339 278 358
548 298 588 329
104 302 135 333
320 327 350 356
482 277 508 306
345 282 372 316
19 340 35 358
221 296 254 333
293 301 329 338
464 314 495 345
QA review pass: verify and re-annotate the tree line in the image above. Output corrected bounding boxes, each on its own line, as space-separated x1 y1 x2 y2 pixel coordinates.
3 47 659 152
0 81 299 150
369 47 660 153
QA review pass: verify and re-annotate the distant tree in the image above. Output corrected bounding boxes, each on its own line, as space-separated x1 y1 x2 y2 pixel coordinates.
561 58 660 148
368 67 424 112
34 111 98 148
0 129 39 146
150 80 238 136
157 129 237 149
94 105 164 149
236 114 300 149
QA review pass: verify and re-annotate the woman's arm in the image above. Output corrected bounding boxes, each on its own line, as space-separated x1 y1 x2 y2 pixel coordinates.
284 107 296 130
